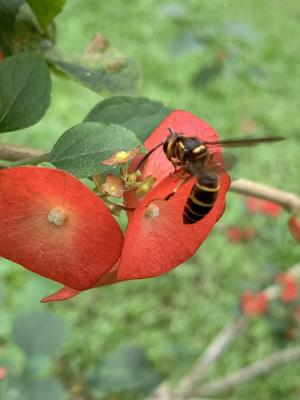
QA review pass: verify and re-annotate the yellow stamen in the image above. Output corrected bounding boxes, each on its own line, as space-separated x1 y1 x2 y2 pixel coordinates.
115 151 129 161
140 183 149 192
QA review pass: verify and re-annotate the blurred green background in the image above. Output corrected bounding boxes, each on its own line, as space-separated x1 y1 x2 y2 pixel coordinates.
1 0 300 399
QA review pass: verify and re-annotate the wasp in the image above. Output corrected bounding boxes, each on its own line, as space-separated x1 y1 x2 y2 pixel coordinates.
137 128 284 224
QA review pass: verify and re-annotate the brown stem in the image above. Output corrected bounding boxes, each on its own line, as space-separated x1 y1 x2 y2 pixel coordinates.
197 345 300 397
173 316 247 399
0 143 46 161
230 178 300 213
100 196 135 212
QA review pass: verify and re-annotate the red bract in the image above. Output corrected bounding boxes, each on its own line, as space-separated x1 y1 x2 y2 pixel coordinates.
288 216 300 244
276 273 299 303
44 111 230 301
246 196 282 217
241 291 268 316
0 167 123 291
117 110 230 280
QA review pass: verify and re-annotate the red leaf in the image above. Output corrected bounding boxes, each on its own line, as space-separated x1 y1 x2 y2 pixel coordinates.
276 273 299 303
0 51 4 62
246 196 282 217
118 110 230 280
288 216 300 244
0 167 123 291
226 226 256 243
241 291 268 316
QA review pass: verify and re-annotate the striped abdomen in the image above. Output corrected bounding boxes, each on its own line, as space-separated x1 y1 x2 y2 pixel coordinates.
183 173 219 224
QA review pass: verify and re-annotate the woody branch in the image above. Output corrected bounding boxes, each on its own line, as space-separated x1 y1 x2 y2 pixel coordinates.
230 178 300 213
197 344 300 397
148 263 300 400
0 143 46 161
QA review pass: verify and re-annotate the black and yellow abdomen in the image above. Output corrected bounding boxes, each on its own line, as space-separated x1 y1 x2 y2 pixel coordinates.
183 173 219 224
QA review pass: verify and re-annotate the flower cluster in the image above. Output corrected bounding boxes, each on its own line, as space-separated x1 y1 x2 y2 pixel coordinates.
0 111 230 302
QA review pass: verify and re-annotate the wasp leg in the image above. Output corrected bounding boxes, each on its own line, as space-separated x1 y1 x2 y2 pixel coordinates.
172 167 189 180
164 176 193 201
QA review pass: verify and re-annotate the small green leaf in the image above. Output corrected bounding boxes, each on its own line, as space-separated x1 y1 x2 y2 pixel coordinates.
86 345 161 398
26 0 65 29
85 96 172 143
46 48 140 96
5 376 66 400
0 53 51 133
0 0 24 55
49 122 142 178
11 310 67 358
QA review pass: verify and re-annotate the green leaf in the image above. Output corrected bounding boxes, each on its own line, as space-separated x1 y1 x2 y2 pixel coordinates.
46 48 140 96
86 345 161 398
85 96 172 143
0 0 24 55
11 4 57 54
5 376 66 400
49 122 142 178
11 310 67 358
0 53 51 133
26 0 65 29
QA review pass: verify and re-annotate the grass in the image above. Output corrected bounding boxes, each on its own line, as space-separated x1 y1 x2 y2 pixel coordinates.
1 0 300 399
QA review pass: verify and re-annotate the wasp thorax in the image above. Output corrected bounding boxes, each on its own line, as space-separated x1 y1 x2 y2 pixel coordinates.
47 208 67 226
144 203 160 219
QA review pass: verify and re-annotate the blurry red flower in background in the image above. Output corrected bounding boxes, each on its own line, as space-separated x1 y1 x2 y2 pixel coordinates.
246 196 282 217
0 367 7 380
0 111 231 302
241 291 269 316
276 273 299 303
294 307 300 321
226 226 256 243
288 216 300 244
0 51 4 62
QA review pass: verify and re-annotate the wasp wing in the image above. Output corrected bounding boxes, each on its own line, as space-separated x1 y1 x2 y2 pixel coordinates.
205 136 285 148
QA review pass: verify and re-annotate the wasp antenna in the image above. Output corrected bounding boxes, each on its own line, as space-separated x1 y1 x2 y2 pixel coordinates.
167 126 174 135
135 142 164 171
